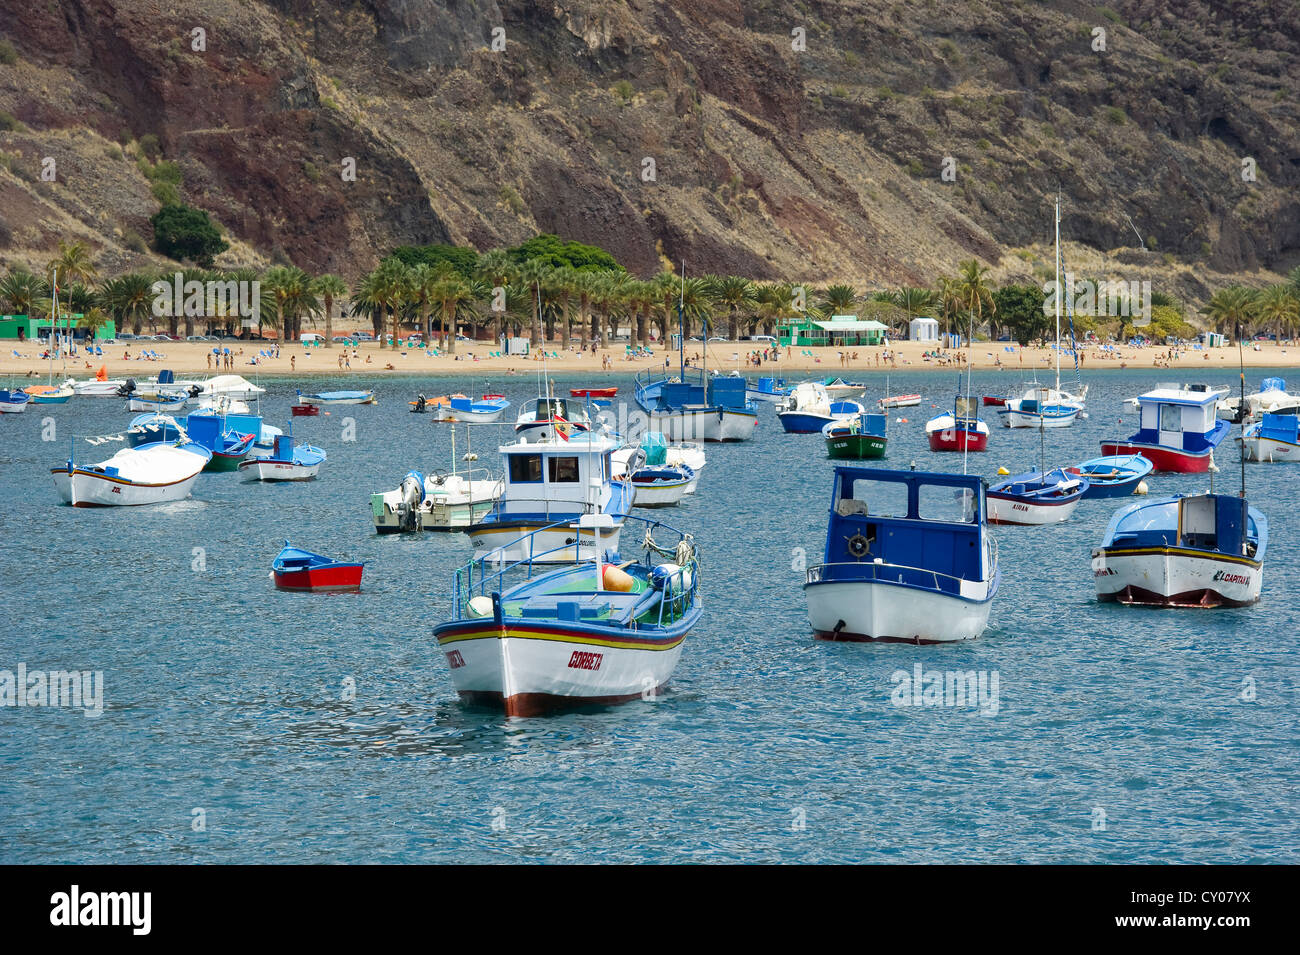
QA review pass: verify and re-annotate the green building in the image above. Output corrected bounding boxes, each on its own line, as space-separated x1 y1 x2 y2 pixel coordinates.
0 314 116 340
778 314 888 347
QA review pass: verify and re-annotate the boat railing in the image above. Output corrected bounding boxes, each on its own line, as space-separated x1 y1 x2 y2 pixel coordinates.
450 513 699 622
806 557 981 598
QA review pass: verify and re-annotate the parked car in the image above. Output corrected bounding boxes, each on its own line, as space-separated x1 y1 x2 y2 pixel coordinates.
300 332 324 343
355 332 375 341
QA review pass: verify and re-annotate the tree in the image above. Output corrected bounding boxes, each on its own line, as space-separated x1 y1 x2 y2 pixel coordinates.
406 263 440 345
280 267 318 343
820 283 857 316
150 204 228 267
99 273 155 336
506 234 624 272
387 244 479 278
431 274 477 354
992 284 1051 346
48 240 98 287
0 267 47 317
312 274 347 347
373 258 411 349
1203 286 1257 335
952 259 996 338
713 275 757 339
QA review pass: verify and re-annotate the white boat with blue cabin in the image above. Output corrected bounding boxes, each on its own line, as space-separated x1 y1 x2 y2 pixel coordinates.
634 369 758 442
465 430 634 564
804 467 999 643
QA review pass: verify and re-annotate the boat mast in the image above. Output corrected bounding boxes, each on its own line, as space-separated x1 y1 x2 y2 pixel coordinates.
678 261 685 379
48 267 57 386
1054 195 1062 393
1237 321 1246 499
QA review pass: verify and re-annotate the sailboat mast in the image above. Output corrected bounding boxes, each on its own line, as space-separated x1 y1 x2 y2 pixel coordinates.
1054 196 1062 392
678 261 685 379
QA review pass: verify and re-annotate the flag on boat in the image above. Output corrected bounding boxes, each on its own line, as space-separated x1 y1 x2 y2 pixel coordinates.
554 411 571 441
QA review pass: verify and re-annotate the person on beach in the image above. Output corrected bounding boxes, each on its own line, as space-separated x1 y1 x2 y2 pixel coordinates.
290 355 296 371
207 352 212 370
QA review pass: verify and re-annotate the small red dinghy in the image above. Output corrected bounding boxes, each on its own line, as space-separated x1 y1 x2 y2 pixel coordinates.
982 395 1008 407
570 387 618 398
291 404 320 416
272 542 364 592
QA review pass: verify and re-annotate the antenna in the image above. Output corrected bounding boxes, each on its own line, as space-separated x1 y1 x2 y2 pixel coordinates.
1121 211 1147 251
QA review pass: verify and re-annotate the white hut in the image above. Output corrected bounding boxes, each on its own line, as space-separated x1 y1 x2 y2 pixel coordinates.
909 316 939 343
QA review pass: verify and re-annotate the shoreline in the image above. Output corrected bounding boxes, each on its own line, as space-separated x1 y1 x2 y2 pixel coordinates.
2 338 1296 380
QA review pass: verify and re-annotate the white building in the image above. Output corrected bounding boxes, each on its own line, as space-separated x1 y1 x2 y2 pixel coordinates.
909 316 939 342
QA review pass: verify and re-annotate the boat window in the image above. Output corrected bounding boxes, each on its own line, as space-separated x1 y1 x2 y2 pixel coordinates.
508 454 543 483
1159 403 1182 432
918 484 976 523
841 477 908 518
548 456 580 483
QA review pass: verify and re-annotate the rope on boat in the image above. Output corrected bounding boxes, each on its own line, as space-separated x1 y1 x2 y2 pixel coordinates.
640 528 697 568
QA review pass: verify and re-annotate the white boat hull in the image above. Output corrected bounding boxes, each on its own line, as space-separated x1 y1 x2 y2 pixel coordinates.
1241 436 1300 462
805 578 994 644
69 381 125 397
987 494 1082 525
631 480 690 508
1092 547 1262 607
438 630 682 716
0 399 28 413
241 459 320 481
433 407 507 424
1000 407 1080 428
648 408 756 442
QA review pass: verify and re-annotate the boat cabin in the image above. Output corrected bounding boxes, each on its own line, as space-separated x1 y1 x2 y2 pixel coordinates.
497 433 617 516
1104 494 1261 558
820 467 989 590
527 397 583 421
1132 385 1223 451
650 370 750 411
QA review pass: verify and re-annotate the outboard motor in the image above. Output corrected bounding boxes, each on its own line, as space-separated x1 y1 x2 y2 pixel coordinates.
116 378 137 396
397 470 425 531
411 394 426 413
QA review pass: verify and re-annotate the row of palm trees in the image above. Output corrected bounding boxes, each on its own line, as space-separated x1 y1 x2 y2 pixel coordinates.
5 243 1299 347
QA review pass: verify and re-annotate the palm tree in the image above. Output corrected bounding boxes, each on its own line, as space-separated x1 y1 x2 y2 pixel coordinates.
1253 284 1300 340
679 276 717 341
712 275 757 340
281 267 318 343
406 263 440 345
48 240 98 288
373 258 411 348
475 251 518 344
951 260 996 338
312 274 347 347
820 283 857 316
99 273 155 336
260 266 292 341
351 271 383 339
517 260 552 347
0 267 48 317
432 274 478 354
570 270 601 348
1203 286 1258 335
550 266 578 349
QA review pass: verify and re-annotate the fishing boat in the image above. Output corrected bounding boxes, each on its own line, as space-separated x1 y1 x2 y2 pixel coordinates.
996 383 1082 428
986 467 1087 525
1241 413 1300 462
823 412 888 460
126 390 190 412
1100 384 1231 473
411 393 465 414
612 438 705 494
821 377 866 398
465 430 633 563
746 376 792 405
878 393 922 409
271 542 364 592
1218 376 1300 421
926 394 989 452
618 433 694 508
436 514 700 716
125 413 185 448
1065 454 1153 498
431 395 511 424
513 396 592 442
982 395 1008 407
51 439 212 506
1092 494 1266 607
635 368 758 442
239 432 326 481
371 427 504 532
803 467 999 643
0 389 32 413
777 382 865 434
64 369 126 397
23 383 74 404
194 394 251 415
570 387 618 399
296 388 375 406
189 374 266 403
184 410 257 472
291 403 320 417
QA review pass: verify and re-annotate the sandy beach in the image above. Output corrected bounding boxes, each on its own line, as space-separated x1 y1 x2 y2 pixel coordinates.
2 336 1295 381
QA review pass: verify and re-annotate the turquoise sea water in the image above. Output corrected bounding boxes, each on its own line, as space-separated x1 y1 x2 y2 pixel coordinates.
1 365 1297 863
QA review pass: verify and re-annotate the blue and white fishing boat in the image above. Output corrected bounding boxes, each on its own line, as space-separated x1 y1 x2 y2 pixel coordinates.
635 368 758 442
1065 454 1153 497
1092 493 1266 607
777 381 866 434
239 431 326 481
616 431 694 508
746 376 792 405
51 438 212 506
1101 383 1230 473
803 467 999 643
436 514 700 716
996 384 1082 428
1241 413 1300 462
296 388 375 406
465 430 634 563
0 389 32 413
986 467 1087 525
431 394 511 424
184 409 257 472
126 390 189 412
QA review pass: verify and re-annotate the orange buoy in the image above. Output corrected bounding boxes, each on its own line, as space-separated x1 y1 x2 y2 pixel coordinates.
602 564 635 592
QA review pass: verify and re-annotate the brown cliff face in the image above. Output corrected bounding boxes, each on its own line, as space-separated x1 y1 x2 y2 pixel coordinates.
0 0 1296 292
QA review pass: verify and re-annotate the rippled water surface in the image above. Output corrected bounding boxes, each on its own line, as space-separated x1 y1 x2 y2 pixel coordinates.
1 364 1297 863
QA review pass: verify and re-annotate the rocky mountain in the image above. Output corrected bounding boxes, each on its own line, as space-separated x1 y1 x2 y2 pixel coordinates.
0 0 1297 299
